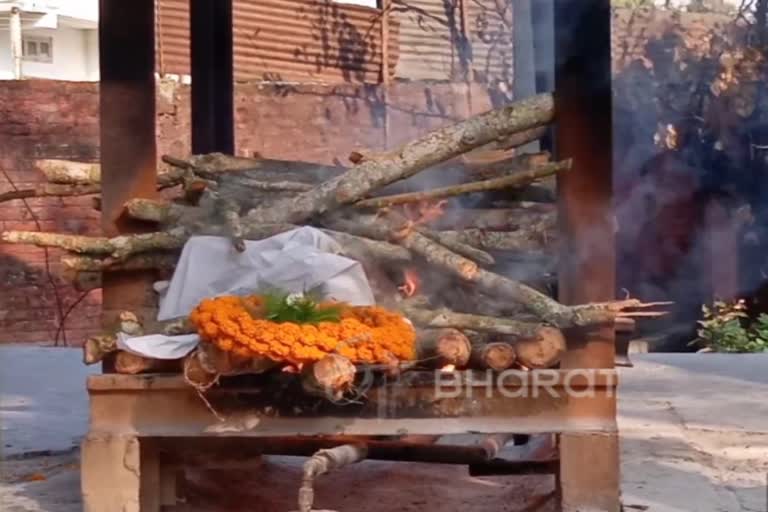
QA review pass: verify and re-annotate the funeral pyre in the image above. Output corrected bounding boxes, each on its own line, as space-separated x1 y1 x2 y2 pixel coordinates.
1 93 667 400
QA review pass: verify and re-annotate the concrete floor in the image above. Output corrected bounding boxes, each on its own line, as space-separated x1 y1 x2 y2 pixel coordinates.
0 347 767 511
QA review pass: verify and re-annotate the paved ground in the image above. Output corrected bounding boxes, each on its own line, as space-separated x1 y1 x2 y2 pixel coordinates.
0 347 766 511
620 354 768 512
0 346 97 458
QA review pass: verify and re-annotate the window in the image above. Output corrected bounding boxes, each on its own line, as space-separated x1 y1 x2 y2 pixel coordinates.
22 36 53 63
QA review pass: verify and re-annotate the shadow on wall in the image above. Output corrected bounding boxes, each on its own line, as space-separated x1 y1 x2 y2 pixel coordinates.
0 252 102 345
612 7 768 349
0 80 101 345
228 80 491 165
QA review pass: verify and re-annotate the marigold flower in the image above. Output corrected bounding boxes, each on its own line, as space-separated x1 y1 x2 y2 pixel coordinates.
189 295 416 365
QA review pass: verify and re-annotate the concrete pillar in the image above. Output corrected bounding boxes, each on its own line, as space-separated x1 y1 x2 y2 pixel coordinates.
10 6 22 79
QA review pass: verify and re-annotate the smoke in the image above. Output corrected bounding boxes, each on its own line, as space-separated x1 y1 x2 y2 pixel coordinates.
610 4 768 349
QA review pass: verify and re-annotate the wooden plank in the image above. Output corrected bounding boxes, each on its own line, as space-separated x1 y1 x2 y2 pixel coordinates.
86 371 617 436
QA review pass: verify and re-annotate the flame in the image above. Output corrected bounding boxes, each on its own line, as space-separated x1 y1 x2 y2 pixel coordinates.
398 267 421 298
403 199 448 226
440 364 456 373
384 199 450 241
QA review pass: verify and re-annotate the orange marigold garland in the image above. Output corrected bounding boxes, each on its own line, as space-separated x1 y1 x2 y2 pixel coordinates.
189 295 416 365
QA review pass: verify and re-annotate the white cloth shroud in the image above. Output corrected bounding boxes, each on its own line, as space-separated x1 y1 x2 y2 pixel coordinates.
117 227 375 360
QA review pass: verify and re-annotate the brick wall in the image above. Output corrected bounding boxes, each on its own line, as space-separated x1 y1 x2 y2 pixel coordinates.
0 78 488 344
0 80 101 344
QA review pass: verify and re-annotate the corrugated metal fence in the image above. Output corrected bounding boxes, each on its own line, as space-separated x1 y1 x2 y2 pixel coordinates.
391 0 514 83
155 0 514 85
157 0 398 83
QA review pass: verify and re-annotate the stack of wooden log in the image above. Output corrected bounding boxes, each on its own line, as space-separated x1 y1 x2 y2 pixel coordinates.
0 93 664 398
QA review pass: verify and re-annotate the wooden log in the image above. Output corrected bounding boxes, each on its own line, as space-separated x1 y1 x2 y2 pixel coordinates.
183 348 219 389
416 328 472 368
196 341 276 376
83 334 118 365
418 228 495 266
513 326 567 369
347 211 665 328
0 228 189 259
83 310 142 364
403 304 542 338
218 198 246 251
298 444 368 512
0 183 102 203
323 229 412 266
182 177 212 204
470 342 517 371
430 204 556 231
245 93 555 224
114 351 181 375
124 198 520 264
165 153 343 182
36 159 100 184
301 354 357 401
82 314 195 364
355 160 570 209
435 229 554 252
2 224 411 267
461 150 552 179
61 252 178 271
35 159 185 190
231 177 313 192
161 316 196 336
8 200 412 266
493 125 548 151
124 198 199 224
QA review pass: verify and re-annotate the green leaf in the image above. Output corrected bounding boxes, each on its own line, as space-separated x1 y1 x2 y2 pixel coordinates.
258 289 341 324
696 300 768 353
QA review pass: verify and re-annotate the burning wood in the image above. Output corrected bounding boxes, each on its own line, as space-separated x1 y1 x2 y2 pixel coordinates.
431 204 556 231
398 268 421 298
355 161 569 209
0 94 672 395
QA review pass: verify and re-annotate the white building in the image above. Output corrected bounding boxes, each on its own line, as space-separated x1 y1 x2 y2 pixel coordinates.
0 0 98 81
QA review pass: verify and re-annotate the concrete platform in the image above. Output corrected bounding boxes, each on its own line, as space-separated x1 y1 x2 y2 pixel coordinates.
1 348 766 511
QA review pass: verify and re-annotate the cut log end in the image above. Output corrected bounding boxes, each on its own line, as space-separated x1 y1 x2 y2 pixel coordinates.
196 341 277 376
417 328 472 368
114 351 180 375
301 354 356 401
470 342 516 371
82 334 117 365
183 349 219 389
514 326 566 369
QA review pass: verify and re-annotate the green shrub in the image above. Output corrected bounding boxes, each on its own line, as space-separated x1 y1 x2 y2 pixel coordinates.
695 300 768 353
